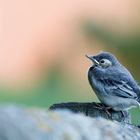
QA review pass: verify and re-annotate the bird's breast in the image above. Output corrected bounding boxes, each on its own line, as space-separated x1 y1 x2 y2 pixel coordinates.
88 69 109 103
88 71 105 96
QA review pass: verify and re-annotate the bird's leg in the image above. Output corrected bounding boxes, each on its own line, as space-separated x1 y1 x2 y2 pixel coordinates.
102 106 112 117
99 104 112 117
120 111 125 118
94 103 112 117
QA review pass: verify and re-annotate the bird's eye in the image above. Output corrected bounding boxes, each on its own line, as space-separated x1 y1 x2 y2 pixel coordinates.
100 59 105 64
99 59 112 68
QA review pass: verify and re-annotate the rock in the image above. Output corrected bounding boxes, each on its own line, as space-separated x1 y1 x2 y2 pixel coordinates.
49 102 131 123
0 105 139 140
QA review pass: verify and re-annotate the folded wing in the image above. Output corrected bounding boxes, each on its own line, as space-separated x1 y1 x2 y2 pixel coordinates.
101 79 138 100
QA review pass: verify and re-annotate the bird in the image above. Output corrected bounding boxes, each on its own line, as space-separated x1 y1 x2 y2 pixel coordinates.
86 51 140 112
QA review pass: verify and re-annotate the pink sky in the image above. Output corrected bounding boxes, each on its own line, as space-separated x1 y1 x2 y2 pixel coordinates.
0 0 140 89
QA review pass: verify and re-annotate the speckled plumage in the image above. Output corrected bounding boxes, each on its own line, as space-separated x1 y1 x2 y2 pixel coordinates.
87 52 140 111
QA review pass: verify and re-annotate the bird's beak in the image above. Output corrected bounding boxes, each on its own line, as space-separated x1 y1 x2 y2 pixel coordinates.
85 54 99 65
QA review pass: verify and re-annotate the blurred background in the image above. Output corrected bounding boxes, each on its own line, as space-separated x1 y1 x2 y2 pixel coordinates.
0 0 140 124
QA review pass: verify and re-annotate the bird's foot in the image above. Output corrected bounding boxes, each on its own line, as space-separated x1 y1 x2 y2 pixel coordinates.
103 106 112 117
94 104 112 117
120 111 125 118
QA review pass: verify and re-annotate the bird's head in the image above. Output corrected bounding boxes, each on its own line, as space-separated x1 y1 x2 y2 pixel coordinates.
86 52 120 69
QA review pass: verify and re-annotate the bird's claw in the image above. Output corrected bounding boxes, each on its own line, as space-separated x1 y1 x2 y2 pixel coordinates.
104 107 112 117
120 111 125 118
94 104 112 117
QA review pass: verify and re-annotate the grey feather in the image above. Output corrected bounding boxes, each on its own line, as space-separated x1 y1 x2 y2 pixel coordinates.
104 79 138 99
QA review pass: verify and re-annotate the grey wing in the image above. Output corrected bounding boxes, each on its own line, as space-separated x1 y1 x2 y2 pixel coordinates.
102 79 138 100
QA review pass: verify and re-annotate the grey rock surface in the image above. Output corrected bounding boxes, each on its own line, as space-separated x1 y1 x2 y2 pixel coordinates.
0 105 139 140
